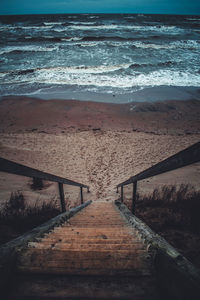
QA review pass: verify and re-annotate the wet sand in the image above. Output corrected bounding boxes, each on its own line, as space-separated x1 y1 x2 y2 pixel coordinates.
0 96 200 208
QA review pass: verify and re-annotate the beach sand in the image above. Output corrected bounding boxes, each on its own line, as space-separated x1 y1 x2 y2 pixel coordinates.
0 96 200 209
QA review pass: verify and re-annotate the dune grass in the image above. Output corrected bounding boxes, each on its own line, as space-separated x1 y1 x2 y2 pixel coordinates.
135 184 200 234
124 184 200 268
0 191 60 245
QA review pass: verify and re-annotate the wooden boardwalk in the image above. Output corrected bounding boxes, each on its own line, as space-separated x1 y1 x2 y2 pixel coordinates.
9 201 159 299
1 142 200 299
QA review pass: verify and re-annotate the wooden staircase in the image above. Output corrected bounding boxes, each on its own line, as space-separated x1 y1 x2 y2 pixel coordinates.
7 201 159 299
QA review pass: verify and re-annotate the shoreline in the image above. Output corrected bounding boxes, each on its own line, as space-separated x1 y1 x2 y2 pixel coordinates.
0 96 200 135
1 86 200 103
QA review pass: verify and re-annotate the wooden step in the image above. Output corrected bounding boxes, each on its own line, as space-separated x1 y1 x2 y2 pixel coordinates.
10 201 159 299
7 274 159 299
17 249 150 275
52 228 135 233
42 232 138 239
34 238 140 245
28 242 145 251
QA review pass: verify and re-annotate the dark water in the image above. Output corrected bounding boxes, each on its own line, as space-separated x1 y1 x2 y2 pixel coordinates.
0 13 200 102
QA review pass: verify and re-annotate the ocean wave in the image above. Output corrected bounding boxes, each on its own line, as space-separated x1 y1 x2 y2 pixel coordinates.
132 40 200 50
187 18 200 21
17 36 198 49
130 61 175 69
30 69 200 88
52 28 67 32
3 62 175 78
20 36 63 42
68 21 97 25
172 40 200 49
124 16 136 19
3 69 36 76
6 25 53 30
64 24 184 34
59 36 139 44
132 41 174 49
2 67 200 89
77 42 99 47
64 38 199 50
36 64 131 75
0 72 7 78
22 25 53 29
81 36 134 42
61 37 83 42
0 45 58 55
43 22 64 25
0 22 185 36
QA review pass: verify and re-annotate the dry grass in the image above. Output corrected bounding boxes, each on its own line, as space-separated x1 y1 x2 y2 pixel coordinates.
124 184 200 268
135 184 200 234
0 191 60 245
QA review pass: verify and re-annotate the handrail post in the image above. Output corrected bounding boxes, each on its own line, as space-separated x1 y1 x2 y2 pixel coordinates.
80 187 83 204
132 181 137 215
121 186 124 202
58 183 66 212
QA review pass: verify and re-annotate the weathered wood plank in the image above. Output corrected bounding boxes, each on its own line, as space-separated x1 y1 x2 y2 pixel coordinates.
0 157 89 188
0 200 92 293
115 200 200 300
132 181 137 214
80 186 83 204
8 273 157 298
58 182 66 212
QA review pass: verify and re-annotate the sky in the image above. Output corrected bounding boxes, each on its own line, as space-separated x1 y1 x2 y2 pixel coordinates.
0 0 200 15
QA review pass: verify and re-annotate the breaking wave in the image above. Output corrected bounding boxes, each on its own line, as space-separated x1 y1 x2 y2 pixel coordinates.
0 45 58 55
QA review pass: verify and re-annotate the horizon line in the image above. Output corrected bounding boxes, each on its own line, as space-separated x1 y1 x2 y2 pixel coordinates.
0 12 200 17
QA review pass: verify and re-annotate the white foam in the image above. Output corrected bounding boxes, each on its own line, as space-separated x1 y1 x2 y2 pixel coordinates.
61 37 83 42
132 40 200 50
124 16 136 19
133 42 173 49
21 26 53 30
68 21 96 25
44 22 64 25
187 18 200 21
172 40 200 49
0 45 58 55
37 64 131 75
53 28 67 32
62 40 104 47
78 43 98 47
0 73 7 79
65 24 184 34
0 25 53 31
29 69 200 88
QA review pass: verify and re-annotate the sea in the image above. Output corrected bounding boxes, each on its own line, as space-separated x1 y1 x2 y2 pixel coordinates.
0 13 200 103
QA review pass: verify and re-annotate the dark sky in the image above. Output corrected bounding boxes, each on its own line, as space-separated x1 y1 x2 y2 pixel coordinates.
0 0 200 15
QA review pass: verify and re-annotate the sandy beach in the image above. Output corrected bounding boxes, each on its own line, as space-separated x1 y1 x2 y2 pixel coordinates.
0 96 199 209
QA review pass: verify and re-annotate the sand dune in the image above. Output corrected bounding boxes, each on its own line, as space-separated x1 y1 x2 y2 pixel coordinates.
0 97 200 208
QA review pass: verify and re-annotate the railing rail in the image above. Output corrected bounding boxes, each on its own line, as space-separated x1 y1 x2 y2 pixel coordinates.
0 157 90 212
116 141 200 214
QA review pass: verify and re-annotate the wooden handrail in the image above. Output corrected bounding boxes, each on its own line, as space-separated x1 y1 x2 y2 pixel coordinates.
0 157 89 188
117 141 200 188
0 157 90 212
116 141 200 214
